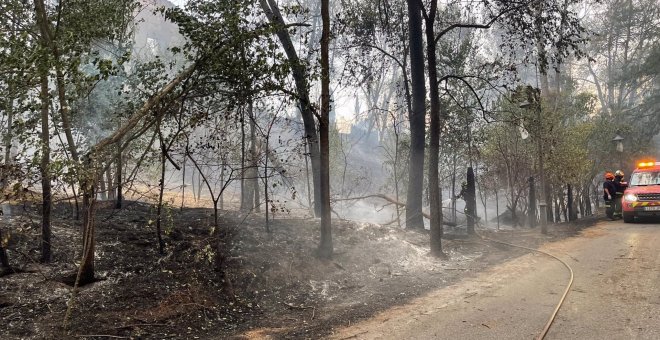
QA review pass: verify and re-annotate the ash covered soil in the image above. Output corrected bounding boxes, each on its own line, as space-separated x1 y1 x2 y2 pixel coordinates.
0 201 596 339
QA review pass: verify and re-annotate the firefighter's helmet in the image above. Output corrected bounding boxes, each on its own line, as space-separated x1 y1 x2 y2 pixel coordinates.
615 170 624 177
605 172 615 180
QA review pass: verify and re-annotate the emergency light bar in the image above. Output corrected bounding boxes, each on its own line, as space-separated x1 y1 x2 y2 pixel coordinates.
637 161 659 168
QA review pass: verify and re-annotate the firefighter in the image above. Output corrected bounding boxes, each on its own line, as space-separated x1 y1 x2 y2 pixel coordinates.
603 172 616 220
455 181 468 201
454 181 469 215
613 170 628 219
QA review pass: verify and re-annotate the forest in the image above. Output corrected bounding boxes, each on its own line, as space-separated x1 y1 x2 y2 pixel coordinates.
1 0 659 338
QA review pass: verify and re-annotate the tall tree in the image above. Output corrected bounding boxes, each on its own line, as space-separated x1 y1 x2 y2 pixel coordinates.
259 0 323 217
33 0 52 263
404 0 426 229
422 1 443 254
318 0 333 258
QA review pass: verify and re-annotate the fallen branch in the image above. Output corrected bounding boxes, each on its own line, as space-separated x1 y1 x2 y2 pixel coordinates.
334 194 457 226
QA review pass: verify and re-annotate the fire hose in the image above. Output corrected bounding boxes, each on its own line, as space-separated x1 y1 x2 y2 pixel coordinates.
473 223 574 340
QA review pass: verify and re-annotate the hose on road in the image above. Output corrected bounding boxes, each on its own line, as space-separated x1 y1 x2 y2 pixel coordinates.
474 227 575 340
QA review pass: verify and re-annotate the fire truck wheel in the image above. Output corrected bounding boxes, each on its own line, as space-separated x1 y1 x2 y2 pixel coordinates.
622 212 634 223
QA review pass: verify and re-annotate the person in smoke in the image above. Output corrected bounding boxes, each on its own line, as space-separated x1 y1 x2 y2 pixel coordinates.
455 181 469 215
603 172 616 220
612 170 628 219
454 181 467 200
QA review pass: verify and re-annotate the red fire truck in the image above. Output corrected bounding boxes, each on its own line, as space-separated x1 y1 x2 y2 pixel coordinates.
622 161 660 222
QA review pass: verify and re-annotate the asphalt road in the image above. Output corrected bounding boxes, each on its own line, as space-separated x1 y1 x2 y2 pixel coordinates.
330 220 660 340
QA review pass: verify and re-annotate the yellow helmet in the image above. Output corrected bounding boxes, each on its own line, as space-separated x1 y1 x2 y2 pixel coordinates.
615 170 624 177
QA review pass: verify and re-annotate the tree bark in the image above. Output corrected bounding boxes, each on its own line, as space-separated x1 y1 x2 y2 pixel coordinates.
155 151 166 254
259 0 322 217
106 165 115 200
528 176 537 227
466 166 477 234
39 71 52 264
115 140 123 209
240 106 248 211
79 176 96 284
318 0 333 259
423 2 443 255
249 105 260 212
404 0 426 229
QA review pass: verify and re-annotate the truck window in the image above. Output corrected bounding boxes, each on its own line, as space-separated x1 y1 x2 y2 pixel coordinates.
630 171 660 186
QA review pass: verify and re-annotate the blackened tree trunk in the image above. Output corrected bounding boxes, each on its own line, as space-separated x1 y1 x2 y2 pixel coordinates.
423 2 443 255
317 0 333 259
240 106 248 211
155 152 166 254
554 195 561 223
567 184 576 221
259 0 322 217
405 0 426 229
466 167 477 235
79 164 97 284
115 141 123 209
39 73 52 264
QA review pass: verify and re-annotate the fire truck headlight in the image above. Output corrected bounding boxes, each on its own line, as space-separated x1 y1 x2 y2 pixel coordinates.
624 193 638 202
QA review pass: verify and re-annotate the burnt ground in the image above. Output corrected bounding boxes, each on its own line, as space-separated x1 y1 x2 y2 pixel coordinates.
0 200 598 339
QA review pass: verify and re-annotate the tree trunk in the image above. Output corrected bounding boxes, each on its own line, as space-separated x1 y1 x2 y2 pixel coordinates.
554 196 561 223
584 184 592 216
528 176 537 227
79 166 97 284
317 0 333 259
242 102 259 212
181 149 186 210
424 1 444 255
545 182 553 223
466 167 477 234
39 73 52 264
259 0 322 217
1 82 14 222
115 142 123 209
451 152 457 223
404 0 426 229
240 106 247 211
567 184 575 221
99 173 107 200
106 165 115 200
155 152 166 254
393 116 402 228
249 107 260 212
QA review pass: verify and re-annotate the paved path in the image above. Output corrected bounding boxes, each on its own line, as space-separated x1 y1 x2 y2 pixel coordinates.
330 220 660 340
